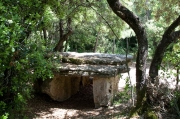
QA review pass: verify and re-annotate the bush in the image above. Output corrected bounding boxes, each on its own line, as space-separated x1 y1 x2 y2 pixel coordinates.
0 42 53 118
0 1 54 117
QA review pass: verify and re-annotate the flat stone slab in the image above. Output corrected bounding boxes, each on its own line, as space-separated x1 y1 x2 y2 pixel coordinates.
54 52 133 76
57 63 128 77
60 52 133 65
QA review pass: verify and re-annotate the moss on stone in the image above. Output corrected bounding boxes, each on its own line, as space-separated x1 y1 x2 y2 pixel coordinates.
69 58 83 65
62 57 83 65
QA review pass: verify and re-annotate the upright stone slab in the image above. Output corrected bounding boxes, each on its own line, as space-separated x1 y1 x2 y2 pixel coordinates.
41 73 81 101
93 75 120 108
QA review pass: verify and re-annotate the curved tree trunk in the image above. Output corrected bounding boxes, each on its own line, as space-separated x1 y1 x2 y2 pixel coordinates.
54 18 72 52
149 16 180 82
107 0 148 112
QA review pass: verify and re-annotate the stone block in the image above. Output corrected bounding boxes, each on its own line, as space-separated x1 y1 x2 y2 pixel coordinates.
93 75 120 108
41 73 81 101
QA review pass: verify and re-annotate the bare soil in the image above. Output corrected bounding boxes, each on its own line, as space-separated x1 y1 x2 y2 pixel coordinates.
26 84 132 119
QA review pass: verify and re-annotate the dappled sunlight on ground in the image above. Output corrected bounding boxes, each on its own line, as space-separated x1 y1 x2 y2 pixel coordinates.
26 92 131 118
26 80 133 119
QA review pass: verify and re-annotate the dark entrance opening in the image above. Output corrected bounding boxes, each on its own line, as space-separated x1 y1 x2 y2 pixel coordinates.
67 83 94 109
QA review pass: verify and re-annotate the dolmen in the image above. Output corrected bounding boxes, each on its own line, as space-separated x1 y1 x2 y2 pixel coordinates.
36 52 133 108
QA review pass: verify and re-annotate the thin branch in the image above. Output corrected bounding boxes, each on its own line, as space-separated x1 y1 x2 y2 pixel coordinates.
149 16 180 80
107 0 141 33
86 2 131 53
164 15 180 36
89 5 120 40
66 1 121 43
67 3 87 17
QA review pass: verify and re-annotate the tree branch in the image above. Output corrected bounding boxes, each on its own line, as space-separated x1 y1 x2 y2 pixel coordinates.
171 30 180 40
107 0 148 109
149 15 180 81
89 5 119 41
164 15 180 36
107 0 141 34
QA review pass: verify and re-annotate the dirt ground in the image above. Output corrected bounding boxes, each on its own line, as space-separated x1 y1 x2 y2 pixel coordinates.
26 63 178 119
26 88 131 119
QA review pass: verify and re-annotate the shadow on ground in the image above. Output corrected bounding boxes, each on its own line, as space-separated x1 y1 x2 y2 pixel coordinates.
26 84 129 119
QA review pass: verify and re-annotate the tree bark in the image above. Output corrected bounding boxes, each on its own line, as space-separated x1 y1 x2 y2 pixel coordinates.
107 0 148 111
54 18 72 52
145 0 151 20
94 28 100 53
42 27 47 46
112 38 115 54
149 16 180 82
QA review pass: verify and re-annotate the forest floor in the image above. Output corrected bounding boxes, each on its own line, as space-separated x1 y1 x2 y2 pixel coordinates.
26 62 178 119
26 91 134 119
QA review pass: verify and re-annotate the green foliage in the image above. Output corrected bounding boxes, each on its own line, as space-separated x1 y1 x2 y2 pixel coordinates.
43 6 59 28
145 20 164 59
152 0 180 24
63 0 126 53
163 42 180 116
163 40 180 69
113 76 134 105
144 110 158 119
0 0 55 118
0 39 53 118
68 28 96 52
170 91 180 117
0 113 9 119
133 0 179 60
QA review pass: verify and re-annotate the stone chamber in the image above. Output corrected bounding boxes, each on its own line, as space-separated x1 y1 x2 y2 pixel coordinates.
35 52 133 108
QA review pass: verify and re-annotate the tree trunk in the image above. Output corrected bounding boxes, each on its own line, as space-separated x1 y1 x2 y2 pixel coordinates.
54 18 72 52
93 35 99 53
107 0 148 114
42 27 47 46
94 28 100 53
177 68 179 86
145 0 151 20
112 38 115 54
149 16 180 82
